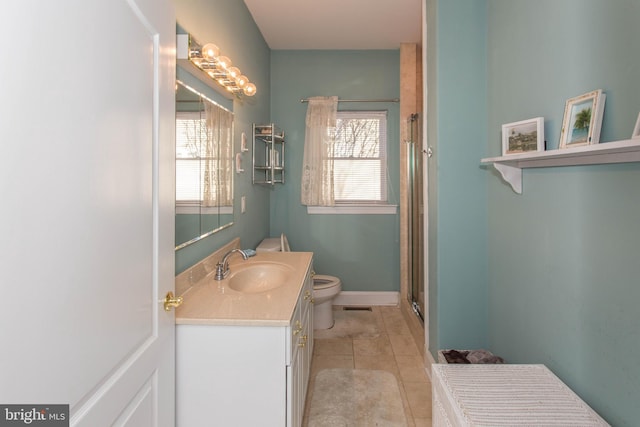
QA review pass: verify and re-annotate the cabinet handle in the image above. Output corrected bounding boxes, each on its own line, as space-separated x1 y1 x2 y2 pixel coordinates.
304 291 314 304
293 320 302 335
298 334 308 348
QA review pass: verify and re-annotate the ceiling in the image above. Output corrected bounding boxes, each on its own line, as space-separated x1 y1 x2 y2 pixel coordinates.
243 0 422 50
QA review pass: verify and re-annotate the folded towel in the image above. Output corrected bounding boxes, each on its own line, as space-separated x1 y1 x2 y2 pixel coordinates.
467 349 505 364
443 350 471 364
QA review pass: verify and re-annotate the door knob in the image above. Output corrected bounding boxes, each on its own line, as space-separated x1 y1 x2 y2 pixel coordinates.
164 291 183 311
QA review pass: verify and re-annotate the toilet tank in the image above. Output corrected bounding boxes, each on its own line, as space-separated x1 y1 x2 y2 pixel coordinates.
256 237 282 252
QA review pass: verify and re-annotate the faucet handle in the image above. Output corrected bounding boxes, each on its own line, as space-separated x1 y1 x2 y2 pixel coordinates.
214 262 226 280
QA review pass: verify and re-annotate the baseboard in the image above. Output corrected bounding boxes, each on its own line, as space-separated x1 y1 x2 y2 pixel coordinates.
333 291 399 306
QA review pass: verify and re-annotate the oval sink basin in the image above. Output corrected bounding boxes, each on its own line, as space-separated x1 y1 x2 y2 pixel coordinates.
227 263 293 294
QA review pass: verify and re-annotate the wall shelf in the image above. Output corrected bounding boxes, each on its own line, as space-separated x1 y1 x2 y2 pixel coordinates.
481 138 640 193
253 123 285 185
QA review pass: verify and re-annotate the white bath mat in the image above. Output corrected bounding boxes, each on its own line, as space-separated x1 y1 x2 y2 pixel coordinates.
314 309 380 339
308 369 408 426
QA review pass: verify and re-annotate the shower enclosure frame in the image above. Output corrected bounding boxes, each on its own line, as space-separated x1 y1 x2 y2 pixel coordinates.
407 112 425 322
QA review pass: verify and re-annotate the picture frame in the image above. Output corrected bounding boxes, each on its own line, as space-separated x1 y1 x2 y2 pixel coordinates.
559 89 606 148
501 117 544 156
632 112 640 139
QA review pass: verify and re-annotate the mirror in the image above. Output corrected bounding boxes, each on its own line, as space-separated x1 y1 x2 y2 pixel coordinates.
175 80 234 250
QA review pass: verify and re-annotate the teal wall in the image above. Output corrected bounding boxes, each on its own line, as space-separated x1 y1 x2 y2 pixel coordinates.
426 0 489 355
486 1 640 425
269 51 401 292
174 0 271 273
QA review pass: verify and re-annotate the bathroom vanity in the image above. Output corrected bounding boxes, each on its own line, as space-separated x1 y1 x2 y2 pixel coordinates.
175 251 314 427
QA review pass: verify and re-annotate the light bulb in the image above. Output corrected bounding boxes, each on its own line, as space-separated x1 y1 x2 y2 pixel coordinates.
227 67 241 79
243 82 256 97
216 56 232 70
236 75 249 88
201 43 219 61
235 75 248 88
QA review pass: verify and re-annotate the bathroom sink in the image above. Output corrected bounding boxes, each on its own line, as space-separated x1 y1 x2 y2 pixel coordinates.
227 263 293 293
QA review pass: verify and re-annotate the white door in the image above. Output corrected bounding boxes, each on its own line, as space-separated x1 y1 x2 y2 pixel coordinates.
0 0 176 425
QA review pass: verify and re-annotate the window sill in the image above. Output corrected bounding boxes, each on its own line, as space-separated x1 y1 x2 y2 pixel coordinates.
176 205 232 215
307 204 397 215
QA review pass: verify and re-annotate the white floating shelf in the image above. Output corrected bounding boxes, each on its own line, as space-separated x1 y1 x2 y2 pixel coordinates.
481 138 640 193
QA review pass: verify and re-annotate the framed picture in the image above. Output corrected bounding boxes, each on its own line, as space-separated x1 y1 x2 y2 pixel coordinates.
559 89 606 148
632 112 640 139
502 117 544 156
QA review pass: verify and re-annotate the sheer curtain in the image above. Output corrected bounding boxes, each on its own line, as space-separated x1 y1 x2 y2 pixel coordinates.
301 96 338 206
203 102 233 207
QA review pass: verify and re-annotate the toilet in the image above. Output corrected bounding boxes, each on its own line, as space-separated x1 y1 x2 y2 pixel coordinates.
256 234 342 329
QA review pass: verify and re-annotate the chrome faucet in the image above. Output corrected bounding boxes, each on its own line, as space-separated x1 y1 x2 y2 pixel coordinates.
214 249 255 280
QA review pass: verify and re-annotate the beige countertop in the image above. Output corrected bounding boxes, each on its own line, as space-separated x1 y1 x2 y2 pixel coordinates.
175 251 313 327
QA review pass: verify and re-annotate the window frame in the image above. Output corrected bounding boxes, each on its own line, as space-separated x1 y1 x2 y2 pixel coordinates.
307 110 396 215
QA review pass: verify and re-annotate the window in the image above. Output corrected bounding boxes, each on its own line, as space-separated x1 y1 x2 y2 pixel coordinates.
175 111 208 210
175 104 233 214
307 110 395 214
332 111 387 203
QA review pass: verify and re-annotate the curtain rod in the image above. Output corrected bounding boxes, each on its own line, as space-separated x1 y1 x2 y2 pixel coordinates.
300 98 399 103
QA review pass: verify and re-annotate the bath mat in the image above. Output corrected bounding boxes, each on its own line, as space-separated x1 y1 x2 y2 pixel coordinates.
314 309 380 339
308 368 408 426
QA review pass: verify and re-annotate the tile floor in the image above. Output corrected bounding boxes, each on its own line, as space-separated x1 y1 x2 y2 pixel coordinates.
302 305 432 426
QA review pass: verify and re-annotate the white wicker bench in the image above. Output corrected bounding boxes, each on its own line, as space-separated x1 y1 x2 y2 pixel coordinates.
432 364 609 426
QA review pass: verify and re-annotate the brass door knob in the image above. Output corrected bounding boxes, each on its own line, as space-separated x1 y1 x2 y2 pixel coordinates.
164 291 183 311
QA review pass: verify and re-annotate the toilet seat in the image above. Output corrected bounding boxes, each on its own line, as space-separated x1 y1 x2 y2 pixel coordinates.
313 275 340 290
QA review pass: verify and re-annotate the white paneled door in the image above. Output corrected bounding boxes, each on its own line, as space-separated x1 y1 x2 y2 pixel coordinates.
0 0 176 426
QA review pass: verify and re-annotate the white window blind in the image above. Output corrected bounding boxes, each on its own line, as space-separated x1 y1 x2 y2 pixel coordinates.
176 111 207 202
331 111 388 203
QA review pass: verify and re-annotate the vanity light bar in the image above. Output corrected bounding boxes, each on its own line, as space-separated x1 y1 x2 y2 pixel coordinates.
176 33 256 98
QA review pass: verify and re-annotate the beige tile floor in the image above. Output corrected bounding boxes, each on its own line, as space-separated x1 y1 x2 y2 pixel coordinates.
303 306 432 426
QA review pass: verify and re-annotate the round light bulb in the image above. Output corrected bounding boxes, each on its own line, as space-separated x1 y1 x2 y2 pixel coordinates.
243 82 257 96
216 56 232 70
201 43 219 60
235 75 248 88
227 67 241 79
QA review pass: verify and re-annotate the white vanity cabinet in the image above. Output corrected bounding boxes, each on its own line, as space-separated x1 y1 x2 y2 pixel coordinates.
176 253 313 427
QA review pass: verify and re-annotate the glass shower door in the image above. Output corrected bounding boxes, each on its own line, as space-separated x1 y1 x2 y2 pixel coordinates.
407 113 425 321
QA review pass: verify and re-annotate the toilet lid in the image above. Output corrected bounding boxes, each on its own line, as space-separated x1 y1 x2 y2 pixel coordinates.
313 275 340 290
